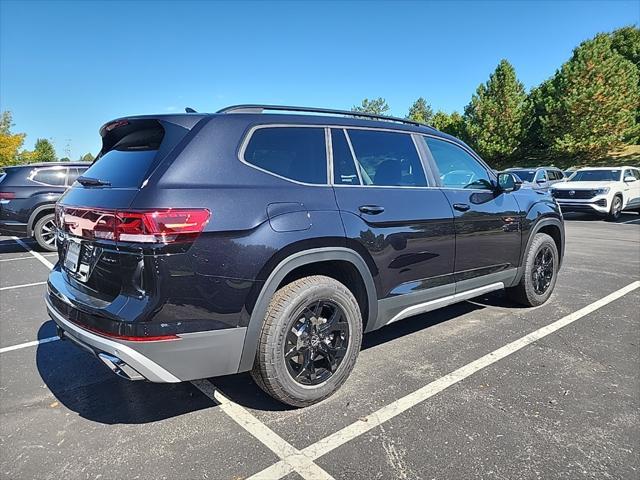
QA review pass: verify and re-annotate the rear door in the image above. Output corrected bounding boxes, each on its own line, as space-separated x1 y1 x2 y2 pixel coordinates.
421 136 521 291
623 168 640 208
331 127 455 329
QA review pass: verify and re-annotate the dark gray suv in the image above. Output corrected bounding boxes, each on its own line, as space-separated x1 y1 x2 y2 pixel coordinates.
47 105 564 406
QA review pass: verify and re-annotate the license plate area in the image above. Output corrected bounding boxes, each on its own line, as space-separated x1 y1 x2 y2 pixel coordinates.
64 240 81 273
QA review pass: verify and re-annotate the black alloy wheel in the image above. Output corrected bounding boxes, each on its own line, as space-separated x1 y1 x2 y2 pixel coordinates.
284 300 349 386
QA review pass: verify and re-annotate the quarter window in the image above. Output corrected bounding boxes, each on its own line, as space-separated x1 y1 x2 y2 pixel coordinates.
423 137 491 189
31 168 67 186
346 129 427 187
244 127 327 184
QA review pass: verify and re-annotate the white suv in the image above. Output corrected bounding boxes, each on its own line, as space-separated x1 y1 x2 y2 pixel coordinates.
551 166 640 220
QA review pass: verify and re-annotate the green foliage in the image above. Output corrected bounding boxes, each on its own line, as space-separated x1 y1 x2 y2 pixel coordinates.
431 111 466 139
536 34 639 160
352 97 390 115
463 59 530 163
32 138 57 163
81 152 95 162
610 26 640 69
0 111 26 167
406 97 433 124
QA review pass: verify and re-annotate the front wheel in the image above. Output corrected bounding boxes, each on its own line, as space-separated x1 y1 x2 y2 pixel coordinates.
251 275 363 407
33 213 57 251
607 195 623 221
506 232 558 307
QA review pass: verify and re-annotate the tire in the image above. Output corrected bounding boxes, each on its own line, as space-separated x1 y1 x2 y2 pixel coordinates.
251 275 363 407
506 232 558 307
33 213 57 251
607 195 623 221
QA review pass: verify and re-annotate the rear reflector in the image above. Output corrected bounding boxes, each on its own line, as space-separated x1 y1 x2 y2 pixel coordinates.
57 206 210 244
0 192 15 200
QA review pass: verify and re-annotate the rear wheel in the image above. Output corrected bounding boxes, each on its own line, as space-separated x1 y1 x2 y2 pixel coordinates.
507 232 558 307
33 213 57 251
251 275 363 407
607 195 623 221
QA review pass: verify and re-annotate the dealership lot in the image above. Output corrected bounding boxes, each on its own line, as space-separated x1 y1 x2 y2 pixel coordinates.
0 213 638 480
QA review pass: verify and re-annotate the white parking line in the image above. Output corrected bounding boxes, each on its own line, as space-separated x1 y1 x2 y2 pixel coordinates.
0 281 47 291
0 336 59 354
0 254 57 263
191 379 335 480
10 236 55 269
249 280 640 480
621 218 640 224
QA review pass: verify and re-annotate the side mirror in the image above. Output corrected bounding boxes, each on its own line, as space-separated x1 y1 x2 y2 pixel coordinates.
498 172 521 193
536 178 547 184
624 175 637 183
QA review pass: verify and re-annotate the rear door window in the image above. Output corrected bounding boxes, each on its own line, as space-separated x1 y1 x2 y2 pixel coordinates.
31 168 67 186
243 127 327 184
346 129 427 187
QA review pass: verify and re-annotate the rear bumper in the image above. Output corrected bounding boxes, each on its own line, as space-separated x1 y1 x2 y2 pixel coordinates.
46 294 247 383
0 220 28 236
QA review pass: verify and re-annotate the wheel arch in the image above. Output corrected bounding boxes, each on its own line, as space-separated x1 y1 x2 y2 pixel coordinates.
27 204 56 236
237 247 377 372
511 216 564 287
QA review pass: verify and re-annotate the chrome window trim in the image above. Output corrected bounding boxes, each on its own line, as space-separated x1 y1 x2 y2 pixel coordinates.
28 166 69 187
238 124 329 187
238 123 441 189
325 127 334 185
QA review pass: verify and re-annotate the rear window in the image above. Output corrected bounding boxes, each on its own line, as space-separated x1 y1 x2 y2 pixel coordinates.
82 127 164 188
243 127 327 184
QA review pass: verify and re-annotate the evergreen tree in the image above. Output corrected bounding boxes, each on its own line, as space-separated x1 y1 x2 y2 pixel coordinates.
32 138 57 162
81 152 95 162
352 97 390 116
463 59 530 163
406 97 433 124
432 111 466 139
537 34 639 159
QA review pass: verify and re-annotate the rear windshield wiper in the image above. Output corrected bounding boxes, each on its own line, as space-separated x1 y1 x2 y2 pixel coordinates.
76 176 111 187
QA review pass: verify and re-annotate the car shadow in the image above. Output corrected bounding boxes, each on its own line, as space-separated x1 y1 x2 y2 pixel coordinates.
37 291 510 420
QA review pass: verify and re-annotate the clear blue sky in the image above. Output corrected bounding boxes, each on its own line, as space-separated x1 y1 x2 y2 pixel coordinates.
1 0 638 159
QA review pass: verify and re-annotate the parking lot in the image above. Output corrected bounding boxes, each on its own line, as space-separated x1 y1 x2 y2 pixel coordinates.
0 212 638 480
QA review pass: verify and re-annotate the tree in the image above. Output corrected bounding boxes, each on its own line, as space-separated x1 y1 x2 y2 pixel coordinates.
537 34 639 160
32 138 57 162
610 26 640 69
431 111 466 139
81 152 95 162
463 59 530 163
352 97 390 116
406 97 433 124
0 112 26 167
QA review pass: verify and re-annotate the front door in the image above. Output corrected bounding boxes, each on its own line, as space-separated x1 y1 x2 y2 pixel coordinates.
421 136 522 291
330 128 455 329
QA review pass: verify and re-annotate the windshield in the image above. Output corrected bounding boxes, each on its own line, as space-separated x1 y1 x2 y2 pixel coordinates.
570 170 621 182
509 170 536 182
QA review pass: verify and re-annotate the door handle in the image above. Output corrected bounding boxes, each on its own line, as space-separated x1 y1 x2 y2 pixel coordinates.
359 205 385 215
452 203 470 212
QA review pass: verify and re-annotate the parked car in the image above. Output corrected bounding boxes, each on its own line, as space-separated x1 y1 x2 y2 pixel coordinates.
0 162 90 250
551 166 640 220
504 167 566 191
47 105 564 407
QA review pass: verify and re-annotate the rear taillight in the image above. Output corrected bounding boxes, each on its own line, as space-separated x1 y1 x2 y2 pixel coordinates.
59 207 210 244
0 192 15 200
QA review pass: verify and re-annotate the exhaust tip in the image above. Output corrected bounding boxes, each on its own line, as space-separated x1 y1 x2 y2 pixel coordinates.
98 353 145 381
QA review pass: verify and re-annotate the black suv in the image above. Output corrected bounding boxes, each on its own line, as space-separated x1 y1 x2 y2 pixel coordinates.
0 162 89 250
47 105 564 407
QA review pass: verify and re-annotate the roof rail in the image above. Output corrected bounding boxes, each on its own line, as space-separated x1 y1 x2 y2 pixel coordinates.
216 104 431 128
